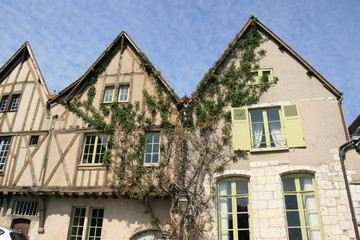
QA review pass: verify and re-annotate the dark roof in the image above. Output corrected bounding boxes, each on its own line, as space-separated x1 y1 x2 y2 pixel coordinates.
349 115 360 135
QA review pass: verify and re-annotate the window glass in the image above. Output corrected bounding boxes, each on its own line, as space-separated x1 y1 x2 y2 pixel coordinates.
68 207 86 240
0 95 9 112
103 86 114 103
282 175 323 240
218 179 250 240
143 132 160 166
0 136 11 173
81 135 108 165
118 85 129 102
9 94 20 111
250 108 284 149
29 135 39 145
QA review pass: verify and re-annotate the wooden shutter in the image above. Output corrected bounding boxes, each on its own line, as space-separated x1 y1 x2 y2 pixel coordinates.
281 104 306 147
232 108 251 151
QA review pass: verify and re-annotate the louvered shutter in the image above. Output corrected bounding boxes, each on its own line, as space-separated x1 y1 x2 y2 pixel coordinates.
281 104 306 147
232 108 251 151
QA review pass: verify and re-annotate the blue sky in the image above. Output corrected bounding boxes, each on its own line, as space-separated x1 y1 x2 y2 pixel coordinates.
0 0 359 124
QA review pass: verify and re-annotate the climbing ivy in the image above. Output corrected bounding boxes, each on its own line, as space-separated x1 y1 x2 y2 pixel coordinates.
60 20 277 239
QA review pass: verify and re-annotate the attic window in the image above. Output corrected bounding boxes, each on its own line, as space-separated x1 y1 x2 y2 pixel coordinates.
0 94 21 112
102 86 115 103
118 85 130 102
249 69 274 85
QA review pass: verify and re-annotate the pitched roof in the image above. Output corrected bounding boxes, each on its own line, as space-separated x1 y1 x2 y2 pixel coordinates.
0 42 49 94
192 16 342 100
50 32 179 103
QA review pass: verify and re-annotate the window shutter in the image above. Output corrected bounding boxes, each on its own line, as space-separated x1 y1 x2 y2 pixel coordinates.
281 104 306 147
232 108 251 151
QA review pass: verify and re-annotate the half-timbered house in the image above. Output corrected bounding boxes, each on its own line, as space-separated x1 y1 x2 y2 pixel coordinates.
0 17 359 240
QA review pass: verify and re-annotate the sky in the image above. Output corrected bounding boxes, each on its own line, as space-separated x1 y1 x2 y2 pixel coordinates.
0 0 359 125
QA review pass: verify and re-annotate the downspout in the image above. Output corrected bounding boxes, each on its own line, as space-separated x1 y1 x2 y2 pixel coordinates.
339 140 360 240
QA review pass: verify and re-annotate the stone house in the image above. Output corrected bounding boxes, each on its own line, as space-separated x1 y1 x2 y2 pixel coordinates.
0 17 358 240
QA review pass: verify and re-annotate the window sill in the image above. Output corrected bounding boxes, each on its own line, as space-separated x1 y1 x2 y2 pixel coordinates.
77 165 107 170
250 147 289 153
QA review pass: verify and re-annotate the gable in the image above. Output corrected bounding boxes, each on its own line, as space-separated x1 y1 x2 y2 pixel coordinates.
192 17 341 101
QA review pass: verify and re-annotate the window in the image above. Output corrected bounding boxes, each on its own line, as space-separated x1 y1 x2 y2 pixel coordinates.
0 136 11 173
9 94 20 111
249 69 273 84
231 104 305 151
0 94 20 112
68 207 104 240
81 135 108 165
11 200 38 216
143 132 160 166
102 86 115 103
118 85 130 102
250 108 285 148
218 178 251 240
282 174 323 240
29 135 39 146
0 95 9 111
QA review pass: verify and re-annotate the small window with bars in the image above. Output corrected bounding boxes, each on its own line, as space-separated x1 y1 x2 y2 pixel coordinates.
11 200 39 216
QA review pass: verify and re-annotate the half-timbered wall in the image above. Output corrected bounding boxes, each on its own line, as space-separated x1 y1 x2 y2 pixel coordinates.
0 46 51 187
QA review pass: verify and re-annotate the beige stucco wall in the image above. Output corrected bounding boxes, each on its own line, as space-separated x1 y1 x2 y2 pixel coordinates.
36 197 170 240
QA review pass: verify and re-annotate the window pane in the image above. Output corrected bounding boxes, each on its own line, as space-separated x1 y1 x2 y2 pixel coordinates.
144 154 151 163
304 210 319 227
236 198 248 212
220 198 232 213
266 109 280 121
302 194 316 209
220 214 233 229
307 228 321 240
220 231 234 240
283 178 296 191
219 182 231 195
82 135 108 164
287 211 301 226
288 228 302 240
152 154 159 163
285 195 298 210
262 71 271 83
236 181 248 194
300 177 313 191
238 230 250 240
237 213 249 228
250 110 263 122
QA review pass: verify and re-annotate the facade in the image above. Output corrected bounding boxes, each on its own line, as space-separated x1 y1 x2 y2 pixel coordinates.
0 17 358 240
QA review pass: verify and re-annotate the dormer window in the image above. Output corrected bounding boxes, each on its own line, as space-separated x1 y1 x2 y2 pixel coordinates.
0 94 21 112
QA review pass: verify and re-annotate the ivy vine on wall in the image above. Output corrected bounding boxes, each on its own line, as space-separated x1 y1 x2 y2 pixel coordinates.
60 22 277 239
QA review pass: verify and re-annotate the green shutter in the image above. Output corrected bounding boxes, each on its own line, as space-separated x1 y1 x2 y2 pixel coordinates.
232 108 251 151
281 104 306 148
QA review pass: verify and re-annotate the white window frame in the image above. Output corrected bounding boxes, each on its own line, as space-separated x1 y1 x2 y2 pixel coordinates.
143 132 160 166
102 86 115 103
118 85 130 102
0 136 11 173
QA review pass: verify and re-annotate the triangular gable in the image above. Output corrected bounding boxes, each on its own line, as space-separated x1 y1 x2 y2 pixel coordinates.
192 16 342 100
0 42 49 94
50 31 179 104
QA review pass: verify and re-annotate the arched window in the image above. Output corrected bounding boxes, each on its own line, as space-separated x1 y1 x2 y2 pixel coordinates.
217 177 251 240
282 174 323 240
